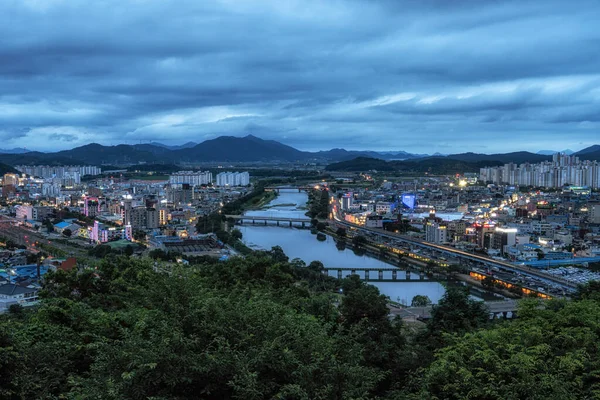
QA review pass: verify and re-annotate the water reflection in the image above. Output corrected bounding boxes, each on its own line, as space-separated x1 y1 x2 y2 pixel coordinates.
240 190 449 304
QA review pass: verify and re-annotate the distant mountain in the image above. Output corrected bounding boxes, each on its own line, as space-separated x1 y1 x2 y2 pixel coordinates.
312 149 423 162
575 145 600 155
2 135 596 167
0 162 18 175
150 141 198 150
537 149 574 155
325 157 394 172
173 135 306 162
326 157 503 174
442 151 551 164
0 147 30 154
53 143 162 165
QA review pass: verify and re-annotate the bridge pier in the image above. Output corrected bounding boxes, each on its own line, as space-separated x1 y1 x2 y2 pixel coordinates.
289 221 292 227
406 271 410 280
351 269 356 275
365 270 370 281
378 270 383 280
276 221 280 226
337 270 342 280
264 220 267 226
392 270 397 280
302 222 305 228
252 219 255 224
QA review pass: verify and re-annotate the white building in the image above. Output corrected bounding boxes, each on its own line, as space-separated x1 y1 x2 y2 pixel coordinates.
376 202 396 215
480 154 600 189
90 221 132 243
341 193 354 211
216 172 250 187
169 171 213 186
425 222 447 244
16 165 101 180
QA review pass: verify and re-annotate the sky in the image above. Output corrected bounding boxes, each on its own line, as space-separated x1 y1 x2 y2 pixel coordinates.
1 0 600 154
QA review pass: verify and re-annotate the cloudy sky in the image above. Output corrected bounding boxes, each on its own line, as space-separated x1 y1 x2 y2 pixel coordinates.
1 0 600 153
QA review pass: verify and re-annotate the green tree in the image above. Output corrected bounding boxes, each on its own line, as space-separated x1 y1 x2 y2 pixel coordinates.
411 295 432 307
424 287 489 347
124 244 134 257
62 228 72 237
340 281 389 325
352 235 367 248
231 228 243 240
336 227 347 237
406 300 600 400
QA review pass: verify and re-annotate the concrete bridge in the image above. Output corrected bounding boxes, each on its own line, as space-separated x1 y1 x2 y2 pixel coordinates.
323 266 428 282
226 214 312 227
264 186 313 193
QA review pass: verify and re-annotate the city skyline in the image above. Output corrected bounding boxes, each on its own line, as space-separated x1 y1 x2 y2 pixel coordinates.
2 0 600 153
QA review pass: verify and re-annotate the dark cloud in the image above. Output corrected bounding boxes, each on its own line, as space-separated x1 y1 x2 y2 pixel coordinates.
0 0 599 152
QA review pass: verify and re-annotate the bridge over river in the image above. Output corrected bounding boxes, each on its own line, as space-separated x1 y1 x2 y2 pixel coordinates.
323 266 429 282
226 214 312 227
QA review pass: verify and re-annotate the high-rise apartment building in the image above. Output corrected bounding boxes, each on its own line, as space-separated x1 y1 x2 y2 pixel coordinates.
480 153 600 189
169 171 212 186
425 222 447 244
215 172 250 186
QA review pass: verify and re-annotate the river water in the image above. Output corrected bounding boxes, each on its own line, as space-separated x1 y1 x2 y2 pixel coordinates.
240 189 476 304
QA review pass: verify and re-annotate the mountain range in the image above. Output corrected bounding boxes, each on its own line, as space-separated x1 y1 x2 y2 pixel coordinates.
0 135 598 167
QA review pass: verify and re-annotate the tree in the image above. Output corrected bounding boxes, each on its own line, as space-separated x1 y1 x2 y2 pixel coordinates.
407 300 600 400
269 246 289 263
352 235 367 248
340 283 389 325
124 244 134 257
424 287 489 346
336 227 347 237
307 261 324 273
536 248 545 260
316 222 327 231
411 295 432 307
44 220 54 233
62 228 72 237
133 230 146 241
574 280 600 301
231 228 243 240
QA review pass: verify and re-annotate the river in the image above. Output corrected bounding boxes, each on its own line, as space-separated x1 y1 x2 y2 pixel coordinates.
240 189 482 304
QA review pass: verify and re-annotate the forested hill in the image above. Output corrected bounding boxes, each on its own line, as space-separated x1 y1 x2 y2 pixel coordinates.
2 251 600 399
326 156 503 174
0 162 17 175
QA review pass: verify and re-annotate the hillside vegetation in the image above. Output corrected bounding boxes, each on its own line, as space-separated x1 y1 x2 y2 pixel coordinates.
1 252 600 399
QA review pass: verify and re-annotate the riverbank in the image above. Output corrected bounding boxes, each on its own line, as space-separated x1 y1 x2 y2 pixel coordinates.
245 190 278 210
323 227 508 300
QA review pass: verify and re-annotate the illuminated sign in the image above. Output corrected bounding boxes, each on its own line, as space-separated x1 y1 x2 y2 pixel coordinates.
401 193 416 209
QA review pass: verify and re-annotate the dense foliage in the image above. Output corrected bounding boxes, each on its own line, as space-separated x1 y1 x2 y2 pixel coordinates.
2 252 600 399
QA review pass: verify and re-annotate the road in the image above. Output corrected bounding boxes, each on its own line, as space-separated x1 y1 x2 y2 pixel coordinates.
328 198 578 291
